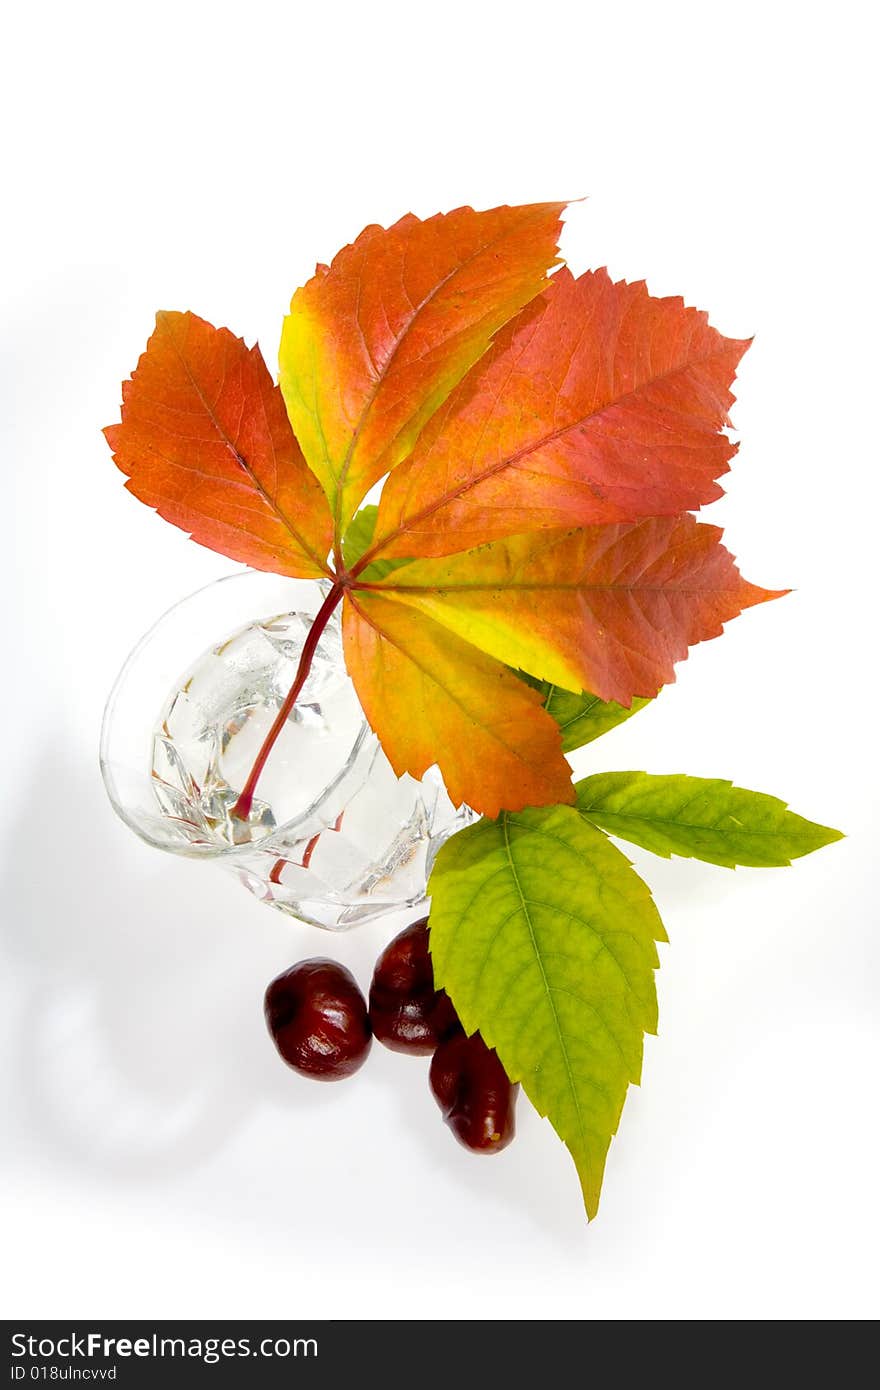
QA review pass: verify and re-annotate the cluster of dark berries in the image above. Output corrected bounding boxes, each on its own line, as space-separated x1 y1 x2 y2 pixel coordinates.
264 918 518 1154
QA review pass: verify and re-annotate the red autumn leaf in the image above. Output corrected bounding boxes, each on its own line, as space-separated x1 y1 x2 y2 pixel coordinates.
107 205 783 818
364 514 785 705
366 267 749 561
104 311 333 578
278 201 566 533
341 591 574 816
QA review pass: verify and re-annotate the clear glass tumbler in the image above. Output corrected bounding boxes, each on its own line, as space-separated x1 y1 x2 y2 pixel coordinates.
100 571 474 929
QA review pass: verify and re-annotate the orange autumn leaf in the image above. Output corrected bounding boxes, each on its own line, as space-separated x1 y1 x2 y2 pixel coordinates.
279 202 566 534
367 268 749 562
367 515 784 705
105 311 333 578
107 203 782 818
342 591 574 817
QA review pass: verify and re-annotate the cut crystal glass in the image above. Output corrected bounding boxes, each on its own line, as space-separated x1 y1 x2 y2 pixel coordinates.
100 572 475 929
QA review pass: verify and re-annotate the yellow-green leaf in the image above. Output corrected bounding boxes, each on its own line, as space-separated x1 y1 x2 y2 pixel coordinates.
520 676 651 752
428 806 666 1219
342 504 414 582
576 772 844 868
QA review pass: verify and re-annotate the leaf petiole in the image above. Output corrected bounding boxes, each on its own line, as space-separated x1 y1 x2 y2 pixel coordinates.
231 579 346 822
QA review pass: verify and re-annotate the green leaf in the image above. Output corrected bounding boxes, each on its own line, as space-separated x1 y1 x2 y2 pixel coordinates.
341 504 379 568
342 504 414 581
428 806 666 1219
520 675 651 752
576 772 844 868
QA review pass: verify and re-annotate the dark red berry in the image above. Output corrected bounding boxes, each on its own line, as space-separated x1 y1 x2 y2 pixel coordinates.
429 1030 518 1153
369 917 460 1054
264 959 371 1080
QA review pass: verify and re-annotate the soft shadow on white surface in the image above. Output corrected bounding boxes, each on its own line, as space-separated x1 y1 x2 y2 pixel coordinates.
3 747 270 1177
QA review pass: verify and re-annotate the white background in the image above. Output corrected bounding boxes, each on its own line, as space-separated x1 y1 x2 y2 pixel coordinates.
2 0 877 1322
